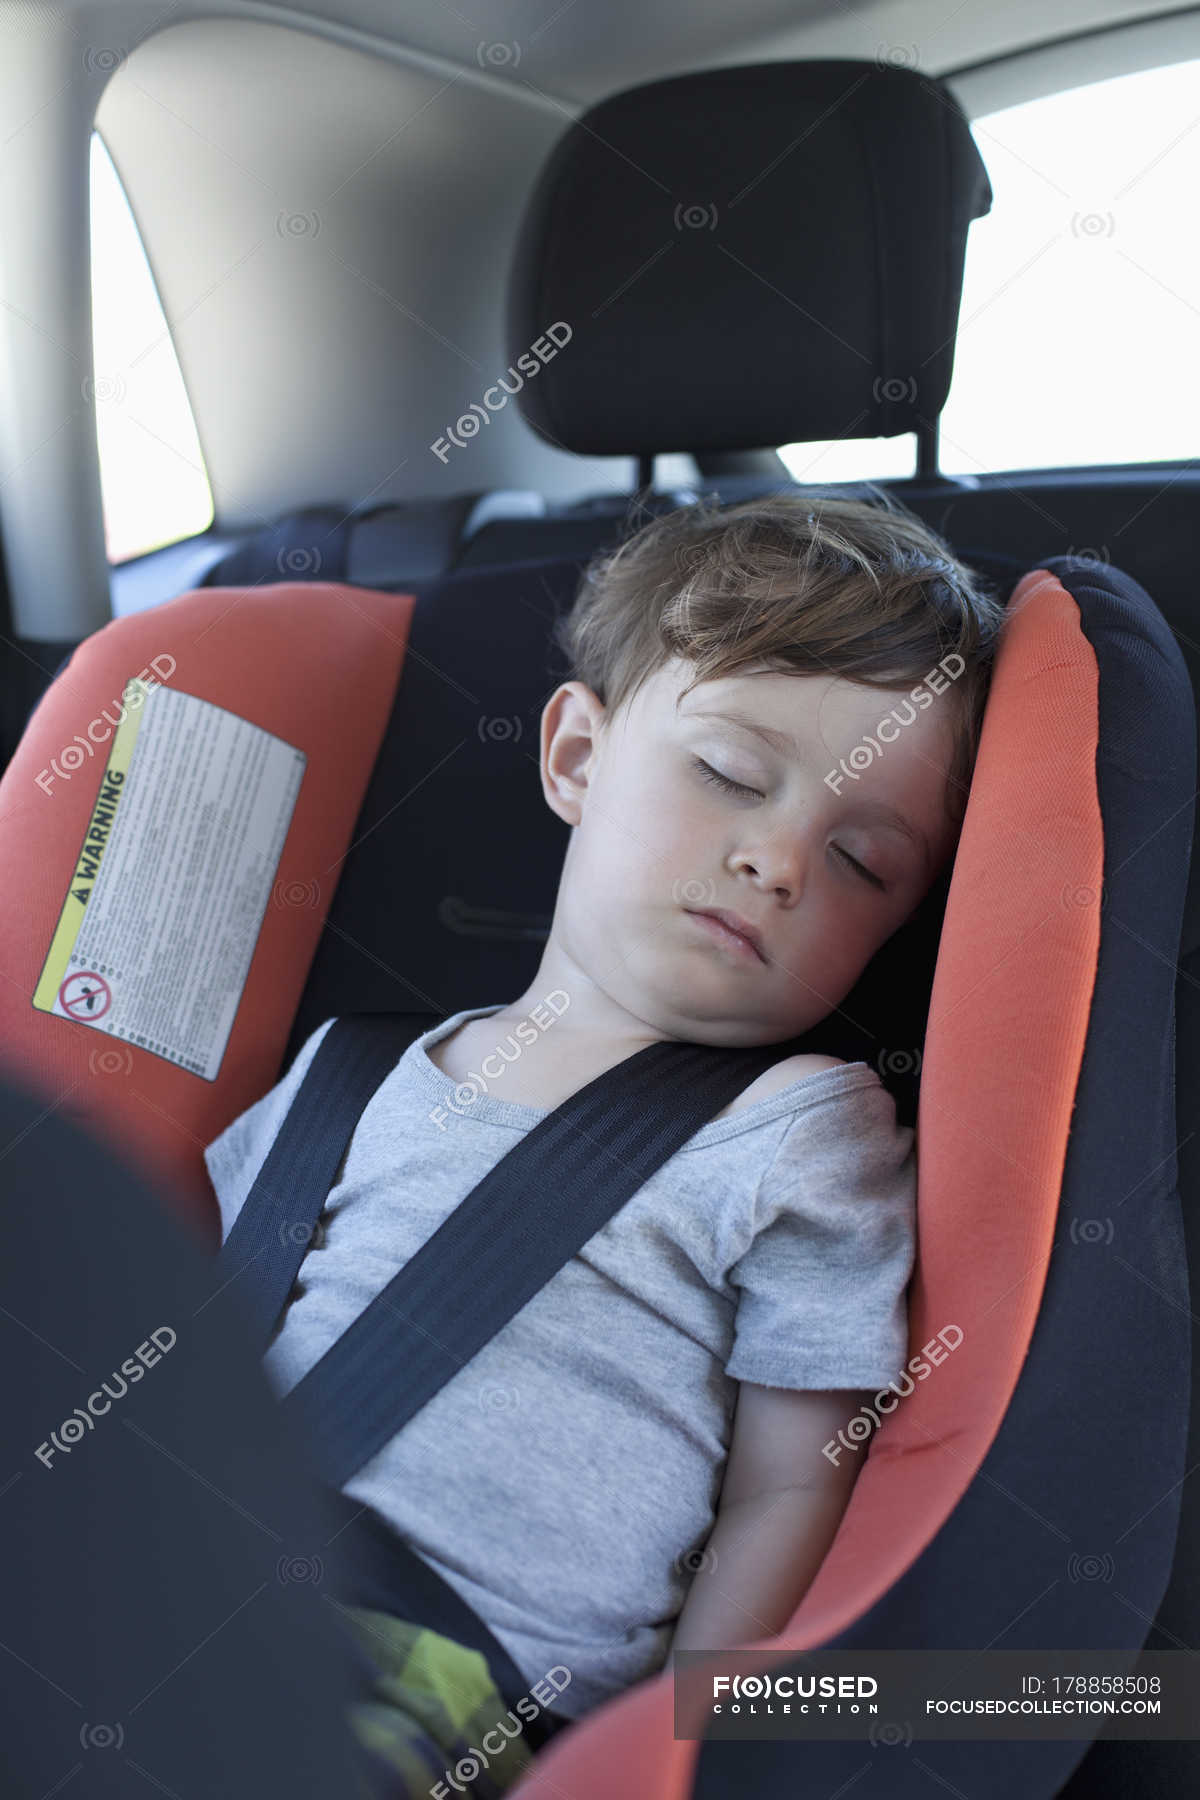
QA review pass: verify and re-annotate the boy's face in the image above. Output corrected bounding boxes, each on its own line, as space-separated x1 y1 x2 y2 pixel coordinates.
539 656 964 1047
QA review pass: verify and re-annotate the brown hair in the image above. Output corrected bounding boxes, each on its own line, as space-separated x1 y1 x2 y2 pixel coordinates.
551 484 1009 833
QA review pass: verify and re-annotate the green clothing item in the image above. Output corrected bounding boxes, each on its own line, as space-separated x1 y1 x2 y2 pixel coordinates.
343 1605 550 1799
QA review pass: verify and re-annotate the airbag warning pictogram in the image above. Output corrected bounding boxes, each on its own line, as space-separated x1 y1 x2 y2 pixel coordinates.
59 971 112 1021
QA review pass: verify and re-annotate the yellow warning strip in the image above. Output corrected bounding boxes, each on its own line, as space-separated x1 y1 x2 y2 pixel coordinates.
33 677 150 1013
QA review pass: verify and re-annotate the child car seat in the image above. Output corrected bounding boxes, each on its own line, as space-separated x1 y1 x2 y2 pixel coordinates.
0 557 1192 1800
0 55 1194 1800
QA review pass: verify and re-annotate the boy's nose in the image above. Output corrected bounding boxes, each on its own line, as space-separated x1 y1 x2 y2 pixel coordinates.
730 834 808 903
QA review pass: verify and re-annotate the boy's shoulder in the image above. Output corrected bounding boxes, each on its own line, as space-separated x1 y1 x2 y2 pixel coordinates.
715 1052 846 1122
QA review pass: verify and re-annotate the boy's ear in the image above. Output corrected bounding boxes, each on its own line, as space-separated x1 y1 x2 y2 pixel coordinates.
540 682 608 826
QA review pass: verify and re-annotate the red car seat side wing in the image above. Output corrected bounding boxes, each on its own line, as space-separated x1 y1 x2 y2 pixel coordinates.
0 580 415 1243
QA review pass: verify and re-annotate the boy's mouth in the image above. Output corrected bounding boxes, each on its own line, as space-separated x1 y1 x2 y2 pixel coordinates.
683 908 768 964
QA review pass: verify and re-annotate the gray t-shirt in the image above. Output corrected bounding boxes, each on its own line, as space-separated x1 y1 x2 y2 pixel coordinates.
203 1003 917 1720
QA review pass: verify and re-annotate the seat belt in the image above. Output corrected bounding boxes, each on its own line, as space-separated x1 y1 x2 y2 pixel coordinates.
220 1013 789 1485
214 1011 789 1721
318 1477 569 1750
217 1013 430 1361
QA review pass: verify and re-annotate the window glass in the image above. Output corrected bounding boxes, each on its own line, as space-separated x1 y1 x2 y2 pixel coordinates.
780 56 1200 479
777 429 915 486
90 132 213 563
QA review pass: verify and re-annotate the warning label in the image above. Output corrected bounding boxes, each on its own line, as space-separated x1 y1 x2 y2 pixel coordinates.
33 676 306 1081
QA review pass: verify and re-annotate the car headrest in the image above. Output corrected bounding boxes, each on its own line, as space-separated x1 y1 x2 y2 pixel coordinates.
506 58 992 457
0 582 414 1235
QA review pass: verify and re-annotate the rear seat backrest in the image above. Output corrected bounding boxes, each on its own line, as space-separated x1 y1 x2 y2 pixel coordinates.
196 494 487 591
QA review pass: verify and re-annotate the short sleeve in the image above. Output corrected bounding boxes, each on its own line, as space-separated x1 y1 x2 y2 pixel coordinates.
724 1077 917 1391
203 1017 338 1247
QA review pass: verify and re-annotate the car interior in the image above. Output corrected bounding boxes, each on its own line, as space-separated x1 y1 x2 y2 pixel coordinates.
1 2 1198 1798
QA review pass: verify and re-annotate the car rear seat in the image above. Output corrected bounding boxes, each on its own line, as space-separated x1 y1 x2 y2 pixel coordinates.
188 486 699 594
194 492 499 591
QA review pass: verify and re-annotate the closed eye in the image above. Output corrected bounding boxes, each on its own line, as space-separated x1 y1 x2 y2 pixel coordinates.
692 756 887 892
833 845 887 891
694 755 761 799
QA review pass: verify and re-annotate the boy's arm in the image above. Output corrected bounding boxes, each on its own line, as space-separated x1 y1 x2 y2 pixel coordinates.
665 1383 874 1668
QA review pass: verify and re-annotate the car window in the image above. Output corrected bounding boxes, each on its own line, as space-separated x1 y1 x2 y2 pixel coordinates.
90 131 213 564
779 55 1200 481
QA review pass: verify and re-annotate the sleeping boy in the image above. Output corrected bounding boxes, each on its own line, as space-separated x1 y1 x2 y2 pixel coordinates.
204 485 1006 1727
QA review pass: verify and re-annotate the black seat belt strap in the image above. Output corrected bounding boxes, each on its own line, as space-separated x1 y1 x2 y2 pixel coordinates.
320 1484 564 1746
280 1025 787 1487
214 1014 432 1357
